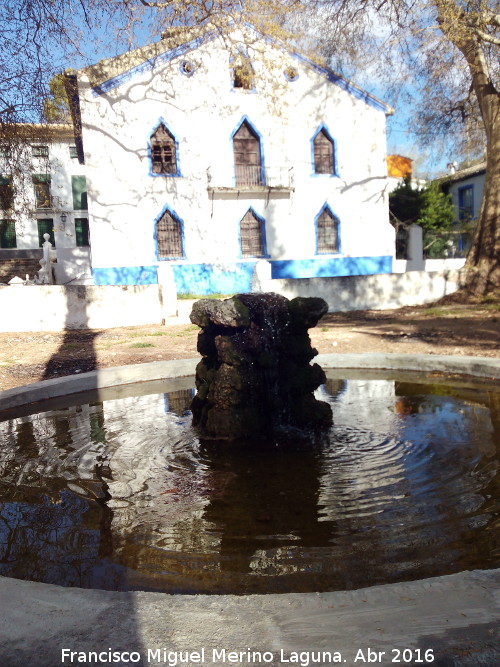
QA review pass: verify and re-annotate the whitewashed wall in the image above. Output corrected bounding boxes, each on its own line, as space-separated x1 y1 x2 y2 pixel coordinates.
0 269 462 332
0 284 163 331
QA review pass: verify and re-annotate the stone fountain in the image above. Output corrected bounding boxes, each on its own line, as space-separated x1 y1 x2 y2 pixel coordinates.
189 292 333 440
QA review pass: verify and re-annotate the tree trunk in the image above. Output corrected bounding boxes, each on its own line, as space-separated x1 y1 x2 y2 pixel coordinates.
464 111 500 295
434 0 500 295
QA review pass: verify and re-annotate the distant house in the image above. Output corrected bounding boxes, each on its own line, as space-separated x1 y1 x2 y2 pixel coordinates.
0 124 91 284
386 154 427 193
440 161 486 224
387 154 413 179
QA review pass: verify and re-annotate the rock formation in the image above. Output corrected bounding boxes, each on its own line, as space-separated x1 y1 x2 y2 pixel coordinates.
190 293 333 440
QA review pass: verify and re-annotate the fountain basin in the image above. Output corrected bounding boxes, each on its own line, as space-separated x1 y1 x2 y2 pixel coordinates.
0 354 499 666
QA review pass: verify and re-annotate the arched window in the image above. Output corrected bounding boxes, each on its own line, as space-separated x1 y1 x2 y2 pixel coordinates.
313 128 335 174
316 207 339 254
233 120 262 187
156 209 183 258
240 209 265 258
151 124 177 175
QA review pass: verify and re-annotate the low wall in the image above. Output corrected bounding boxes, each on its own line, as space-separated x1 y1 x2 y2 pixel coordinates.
0 284 164 332
0 269 464 332
393 258 466 273
266 269 464 312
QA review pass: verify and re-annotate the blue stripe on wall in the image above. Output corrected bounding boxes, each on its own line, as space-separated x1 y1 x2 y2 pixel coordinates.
172 262 257 295
270 256 393 279
92 266 158 285
91 257 393 290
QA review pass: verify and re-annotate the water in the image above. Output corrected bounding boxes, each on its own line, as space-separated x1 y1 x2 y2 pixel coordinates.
0 371 499 594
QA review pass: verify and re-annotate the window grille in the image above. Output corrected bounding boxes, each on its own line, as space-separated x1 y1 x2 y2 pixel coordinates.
313 130 334 174
240 209 264 257
317 209 339 253
0 176 13 210
32 145 49 158
69 146 78 158
33 175 51 209
0 219 16 248
233 122 262 186
156 210 183 258
151 125 177 174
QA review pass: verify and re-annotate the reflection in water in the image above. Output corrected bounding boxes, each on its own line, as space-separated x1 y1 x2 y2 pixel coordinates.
0 379 499 594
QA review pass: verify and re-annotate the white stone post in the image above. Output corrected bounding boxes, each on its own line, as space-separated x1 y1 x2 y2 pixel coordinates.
157 262 178 320
251 259 273 292
406 225 424 272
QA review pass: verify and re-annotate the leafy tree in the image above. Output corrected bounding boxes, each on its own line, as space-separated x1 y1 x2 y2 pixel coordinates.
418 182 455 232
389 177 423 227
390 178 454 229
42 75 70 124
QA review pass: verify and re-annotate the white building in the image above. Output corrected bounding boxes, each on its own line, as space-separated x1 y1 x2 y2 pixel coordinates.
0 125 92 284
65 23 395 294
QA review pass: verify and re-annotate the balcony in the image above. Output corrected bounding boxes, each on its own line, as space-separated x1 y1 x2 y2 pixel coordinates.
207 165 294 194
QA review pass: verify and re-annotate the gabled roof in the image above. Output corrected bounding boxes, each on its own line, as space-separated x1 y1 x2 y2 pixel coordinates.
442 161 487 184
74 24 211 91
69 22 393 115
0 123 74 142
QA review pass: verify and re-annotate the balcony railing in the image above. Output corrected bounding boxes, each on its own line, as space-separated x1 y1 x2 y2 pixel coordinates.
207 165 294 191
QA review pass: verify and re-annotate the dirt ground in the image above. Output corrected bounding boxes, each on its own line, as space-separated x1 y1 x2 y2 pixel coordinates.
0 297 499 392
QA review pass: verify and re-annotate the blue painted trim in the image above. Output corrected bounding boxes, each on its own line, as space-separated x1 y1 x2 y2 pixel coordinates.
91 32 217 96
311 124 338 177
238 22 390 113
238 207 270 259
314 204 341 255
290 51 390 114
154 204 186 260
283 66 299 82
172 261 259 295
92 266 158 285
91 256 393 290
179 60 195 77
270 256 392 279
147 118 182 178
230 116 266 186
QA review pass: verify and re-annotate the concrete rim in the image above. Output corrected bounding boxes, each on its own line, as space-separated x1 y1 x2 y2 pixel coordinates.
0 353 499 666
1 353 499 414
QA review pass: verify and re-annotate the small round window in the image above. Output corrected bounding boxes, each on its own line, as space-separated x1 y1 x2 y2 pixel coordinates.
284 66 299 82
180 60 195 77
